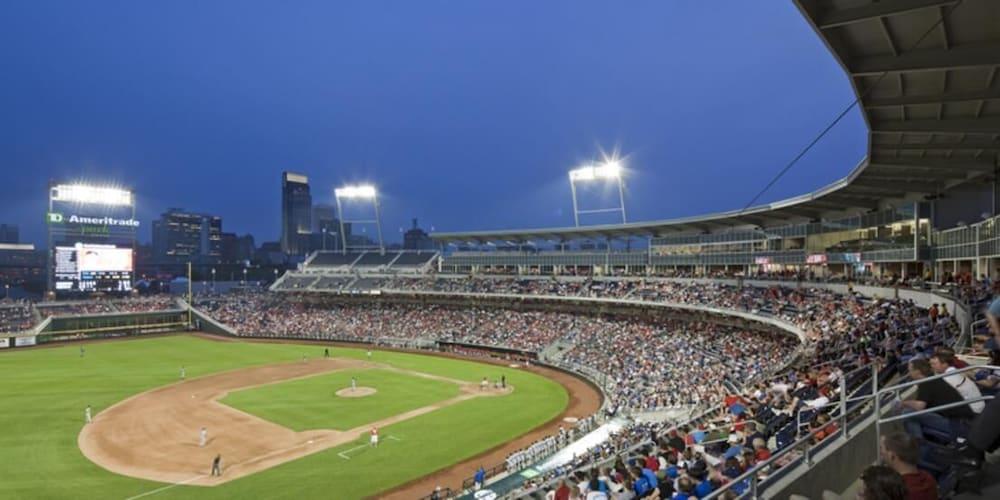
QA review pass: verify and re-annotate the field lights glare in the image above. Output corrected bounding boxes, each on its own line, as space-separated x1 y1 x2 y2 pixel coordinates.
568 161 623 182
51 184 133 206
335 185 377 198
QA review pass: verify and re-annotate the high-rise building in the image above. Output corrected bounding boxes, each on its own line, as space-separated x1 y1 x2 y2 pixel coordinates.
0 224 18 244
403 219 434 250
309 204 349 251
281 172 312 255
152 209 222 264
312 204 336 233
221 232 255 264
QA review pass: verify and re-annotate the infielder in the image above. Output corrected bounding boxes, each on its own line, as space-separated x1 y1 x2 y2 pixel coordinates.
211 454 222 476
351 377 357 391
481 377 488 391
180 366 186 380
85 405 92 424
370 426 379 447
200 427 208 447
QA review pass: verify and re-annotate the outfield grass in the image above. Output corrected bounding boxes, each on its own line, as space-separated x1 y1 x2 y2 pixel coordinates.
221 368 461 431
0 335 567 499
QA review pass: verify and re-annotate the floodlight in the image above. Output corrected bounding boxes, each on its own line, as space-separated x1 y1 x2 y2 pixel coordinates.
334 184 383 253
51 184 133 206
568 161 623 182
567 159 628 226
335 185 377 198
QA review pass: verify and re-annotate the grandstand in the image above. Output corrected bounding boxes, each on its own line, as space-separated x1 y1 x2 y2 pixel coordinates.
258 1 1000 497
2 1 998 499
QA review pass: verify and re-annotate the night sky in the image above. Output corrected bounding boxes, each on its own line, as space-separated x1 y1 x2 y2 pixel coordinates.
0 1 867 247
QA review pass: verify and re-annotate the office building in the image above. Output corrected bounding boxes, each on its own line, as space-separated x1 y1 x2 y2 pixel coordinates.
281 172 312 255
152 209 222 264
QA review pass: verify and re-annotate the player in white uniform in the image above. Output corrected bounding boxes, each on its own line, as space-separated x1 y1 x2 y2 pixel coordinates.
370 427 379 447
351 377 357 391
85 405 92 424
200 427 208 447
180 366 186 380
367 349 372 360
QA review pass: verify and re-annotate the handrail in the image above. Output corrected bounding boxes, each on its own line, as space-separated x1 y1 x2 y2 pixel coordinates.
875 364 989 394
879 395 995 425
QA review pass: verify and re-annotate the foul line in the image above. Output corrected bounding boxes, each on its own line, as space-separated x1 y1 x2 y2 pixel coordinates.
338 435 402 460
124 474 207 500
124 436 335 499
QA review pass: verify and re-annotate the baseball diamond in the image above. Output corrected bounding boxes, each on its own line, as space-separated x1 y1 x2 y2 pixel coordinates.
1 1 998 499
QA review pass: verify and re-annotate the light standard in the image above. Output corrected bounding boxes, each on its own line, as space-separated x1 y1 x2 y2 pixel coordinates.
273 268 278 283
568 159 627 226
334 185 383 254
322 227 327 251
211 268 216 291
242 268 247 287
3 284 8 300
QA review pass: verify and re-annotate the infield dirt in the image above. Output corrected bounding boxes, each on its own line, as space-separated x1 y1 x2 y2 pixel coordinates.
78 358 508 487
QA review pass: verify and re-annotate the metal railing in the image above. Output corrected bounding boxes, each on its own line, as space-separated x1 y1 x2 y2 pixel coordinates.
873 364 997 462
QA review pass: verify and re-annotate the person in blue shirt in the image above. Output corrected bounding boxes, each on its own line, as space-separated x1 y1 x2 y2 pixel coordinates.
672 477 695 500
631 466 653 498
474 466 486 490
635 458 659 491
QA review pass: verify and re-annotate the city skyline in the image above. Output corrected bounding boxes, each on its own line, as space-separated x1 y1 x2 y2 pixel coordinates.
1 1 867 249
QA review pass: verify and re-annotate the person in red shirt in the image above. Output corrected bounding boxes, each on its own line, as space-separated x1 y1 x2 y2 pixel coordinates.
644 452 659 472
880 432 937 500
553 479 571 500
752 438 771 461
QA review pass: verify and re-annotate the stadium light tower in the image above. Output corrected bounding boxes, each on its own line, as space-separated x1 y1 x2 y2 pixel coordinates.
334 184 384 254
568 159 627 226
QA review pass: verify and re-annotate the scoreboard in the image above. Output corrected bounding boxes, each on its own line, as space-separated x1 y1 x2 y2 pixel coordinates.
54 243 133 292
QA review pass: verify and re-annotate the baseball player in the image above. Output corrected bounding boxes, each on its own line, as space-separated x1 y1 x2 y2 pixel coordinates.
211 454 222 476
481 377 488 391
351 377 357 391
85 405 92 424
79 346 85 358
200 427 208 447
324 348 330 358
180 366 186 380
367 349 372 360
370 426 379 447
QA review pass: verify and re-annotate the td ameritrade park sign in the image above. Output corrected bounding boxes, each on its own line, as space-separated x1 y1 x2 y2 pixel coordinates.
47 212 140 228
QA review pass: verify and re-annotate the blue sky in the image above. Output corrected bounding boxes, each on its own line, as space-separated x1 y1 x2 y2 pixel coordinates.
0 0 867 246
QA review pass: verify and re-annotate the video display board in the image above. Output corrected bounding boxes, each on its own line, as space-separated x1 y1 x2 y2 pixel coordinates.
54 243 133 292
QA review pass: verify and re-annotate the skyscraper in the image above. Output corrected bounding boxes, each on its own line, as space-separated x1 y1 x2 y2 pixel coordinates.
281 172 312 255
152 209 222 264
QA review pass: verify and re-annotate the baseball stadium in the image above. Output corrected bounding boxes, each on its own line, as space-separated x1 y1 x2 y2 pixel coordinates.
2 1 1000 500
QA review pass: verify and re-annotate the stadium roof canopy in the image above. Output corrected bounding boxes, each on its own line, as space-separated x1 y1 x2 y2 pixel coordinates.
433 0 1000 244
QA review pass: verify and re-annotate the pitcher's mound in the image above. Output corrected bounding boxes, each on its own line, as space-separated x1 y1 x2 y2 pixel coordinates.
336 387 376 398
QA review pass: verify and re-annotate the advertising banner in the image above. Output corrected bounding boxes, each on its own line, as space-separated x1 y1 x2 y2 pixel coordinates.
0 338 9 348
14 336 37 347
806 253 828 265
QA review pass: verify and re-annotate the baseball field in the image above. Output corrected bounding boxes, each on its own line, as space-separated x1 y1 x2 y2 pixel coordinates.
0 334 596 499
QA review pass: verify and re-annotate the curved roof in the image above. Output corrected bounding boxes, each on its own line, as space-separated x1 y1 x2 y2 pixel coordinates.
434 0 999 244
